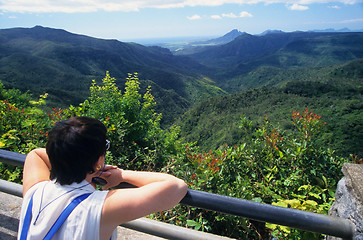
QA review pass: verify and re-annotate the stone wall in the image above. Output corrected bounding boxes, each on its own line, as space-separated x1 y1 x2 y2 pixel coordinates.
328 163 363 240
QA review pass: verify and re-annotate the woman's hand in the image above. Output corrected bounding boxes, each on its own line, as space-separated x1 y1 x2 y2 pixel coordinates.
87 165 118 189
101 170 187 233
100 166 123 190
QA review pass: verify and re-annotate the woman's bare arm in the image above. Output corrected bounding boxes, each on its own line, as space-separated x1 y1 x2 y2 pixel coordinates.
22 148 51 196
100 168 187 235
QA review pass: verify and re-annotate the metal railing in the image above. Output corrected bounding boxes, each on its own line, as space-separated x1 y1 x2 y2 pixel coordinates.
0 149 355 239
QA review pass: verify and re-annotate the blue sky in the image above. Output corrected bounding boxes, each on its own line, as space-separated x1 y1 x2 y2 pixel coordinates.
0 0 362 42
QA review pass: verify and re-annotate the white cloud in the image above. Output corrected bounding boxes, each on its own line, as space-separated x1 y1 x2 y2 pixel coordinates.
0 0 361 13
211 14 222 19
239 11 253 17
218 11 253 18
187 14 201 20
329 5 341 8
288 3 309 10
0 0 139 13
222 12 238 18
187 11 252 21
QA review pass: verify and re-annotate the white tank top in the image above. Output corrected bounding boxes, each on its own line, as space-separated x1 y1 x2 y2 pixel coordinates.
18 180 117 240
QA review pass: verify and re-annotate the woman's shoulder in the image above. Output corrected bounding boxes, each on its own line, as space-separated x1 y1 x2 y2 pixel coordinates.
86 189 109 204
23 180 49 200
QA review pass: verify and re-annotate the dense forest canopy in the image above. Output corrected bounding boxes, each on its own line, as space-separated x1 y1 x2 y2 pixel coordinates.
1 26 361 156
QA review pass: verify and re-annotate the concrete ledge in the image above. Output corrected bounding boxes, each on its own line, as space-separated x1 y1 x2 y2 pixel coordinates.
0 191 21 240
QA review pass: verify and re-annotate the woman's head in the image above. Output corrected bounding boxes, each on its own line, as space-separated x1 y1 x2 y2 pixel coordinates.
46 116 107 185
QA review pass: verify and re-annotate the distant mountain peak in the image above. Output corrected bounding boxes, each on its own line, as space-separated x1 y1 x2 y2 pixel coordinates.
223 29 243 37
258 29 284 36
195 29 244 45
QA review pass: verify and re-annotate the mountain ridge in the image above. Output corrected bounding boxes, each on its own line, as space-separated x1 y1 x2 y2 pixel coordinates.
0 26 224 125
187 31 363 68
191 29 245 45
1 26 362 156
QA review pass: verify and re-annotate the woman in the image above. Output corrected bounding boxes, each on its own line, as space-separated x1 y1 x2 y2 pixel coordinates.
18 116 188 240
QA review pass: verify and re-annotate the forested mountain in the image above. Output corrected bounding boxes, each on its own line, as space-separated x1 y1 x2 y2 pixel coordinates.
186 32 363 69
195 29 244 45
176 58 363 157
0 26 224 124
178 31 363 157
183 31 363 93
1 26 362 156
174 29 245 55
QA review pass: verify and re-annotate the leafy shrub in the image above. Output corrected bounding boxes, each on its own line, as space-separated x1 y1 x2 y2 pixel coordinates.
0 84 64 182
164 109 345 239
66 72 182 171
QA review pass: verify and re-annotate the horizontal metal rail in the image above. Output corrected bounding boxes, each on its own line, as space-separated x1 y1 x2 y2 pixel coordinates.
0 149 355 239
0 149 25 167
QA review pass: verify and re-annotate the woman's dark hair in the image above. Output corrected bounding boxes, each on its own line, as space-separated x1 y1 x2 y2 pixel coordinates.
46 116 107 185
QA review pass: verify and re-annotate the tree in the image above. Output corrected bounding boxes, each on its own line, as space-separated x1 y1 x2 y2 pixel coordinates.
68 72 181 170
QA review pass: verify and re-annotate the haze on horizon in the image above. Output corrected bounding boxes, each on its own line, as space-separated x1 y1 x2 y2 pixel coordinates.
0 0 363 41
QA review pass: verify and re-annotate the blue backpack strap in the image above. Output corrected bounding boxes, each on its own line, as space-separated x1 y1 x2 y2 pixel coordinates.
19 193 35 240
43 193 91 240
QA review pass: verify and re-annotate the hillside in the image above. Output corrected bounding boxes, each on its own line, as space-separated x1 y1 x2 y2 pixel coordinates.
204 32 363 92
0 26 224 125
186 32 363 69
1 26 362 157
2 27 361 108
176 59 363 157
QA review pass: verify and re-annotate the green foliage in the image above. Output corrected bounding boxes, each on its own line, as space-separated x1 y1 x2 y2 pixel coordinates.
0 82 32 109
0 90 53 153
0 83 65 182
67 72 182 170
177 72 363 158
267 184 334 239
166 109 346 239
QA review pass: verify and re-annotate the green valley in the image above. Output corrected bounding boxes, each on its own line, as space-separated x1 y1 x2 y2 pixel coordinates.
0 26 362 157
